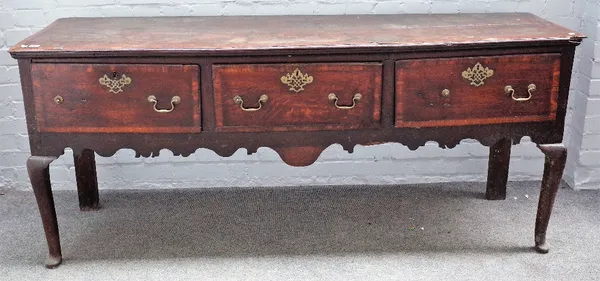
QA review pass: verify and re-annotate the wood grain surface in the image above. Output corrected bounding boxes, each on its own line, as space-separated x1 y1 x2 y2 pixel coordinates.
9 13 584 58
10 14 584 267
395 54 561 127
213 63 382 132
31 64 200 133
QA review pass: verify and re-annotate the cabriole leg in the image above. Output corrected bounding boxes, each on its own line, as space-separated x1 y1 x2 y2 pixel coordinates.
74 149 100 211
486 138 511 200
27 156 62 268
534 144 567 254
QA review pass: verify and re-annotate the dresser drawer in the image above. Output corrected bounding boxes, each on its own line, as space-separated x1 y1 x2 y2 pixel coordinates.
31 64 200 133
213 63 382 132
395 54 561 128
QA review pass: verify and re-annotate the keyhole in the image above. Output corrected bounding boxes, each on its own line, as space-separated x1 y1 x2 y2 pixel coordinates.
112 71 117 79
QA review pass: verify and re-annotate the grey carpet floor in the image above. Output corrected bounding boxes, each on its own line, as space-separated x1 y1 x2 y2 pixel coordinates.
1 181 599 281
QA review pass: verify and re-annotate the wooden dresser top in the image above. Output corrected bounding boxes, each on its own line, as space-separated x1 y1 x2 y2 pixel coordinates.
10 13 584 58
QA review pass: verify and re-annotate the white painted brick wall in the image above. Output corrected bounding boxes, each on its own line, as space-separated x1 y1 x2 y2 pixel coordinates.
0 0 595 191
564 0 600 189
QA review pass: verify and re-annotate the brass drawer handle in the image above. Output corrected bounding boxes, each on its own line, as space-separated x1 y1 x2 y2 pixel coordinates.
147 95 181 113
328 93 362 109
505 84 536 102
99 73 131 94
233 95 268 112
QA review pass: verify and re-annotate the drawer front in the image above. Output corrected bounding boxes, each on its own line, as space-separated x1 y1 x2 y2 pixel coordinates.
32 64 200 133
395 54 561 128
213 63 382 132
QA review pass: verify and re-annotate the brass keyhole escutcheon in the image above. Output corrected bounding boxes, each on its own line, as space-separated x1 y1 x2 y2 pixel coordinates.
99 73 132 94
53 95 64 104
441 89 450 97
462 62 494 87
281 68 313 92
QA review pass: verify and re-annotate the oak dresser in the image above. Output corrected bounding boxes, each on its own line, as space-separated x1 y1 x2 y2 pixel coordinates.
9 13 584 268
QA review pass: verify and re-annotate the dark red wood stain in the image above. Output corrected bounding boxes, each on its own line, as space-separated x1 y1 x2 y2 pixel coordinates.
395 54 561 127
213 63 382 132
31 64 200 133
9 14 584 57
275 146 326 167
8 14 585 267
